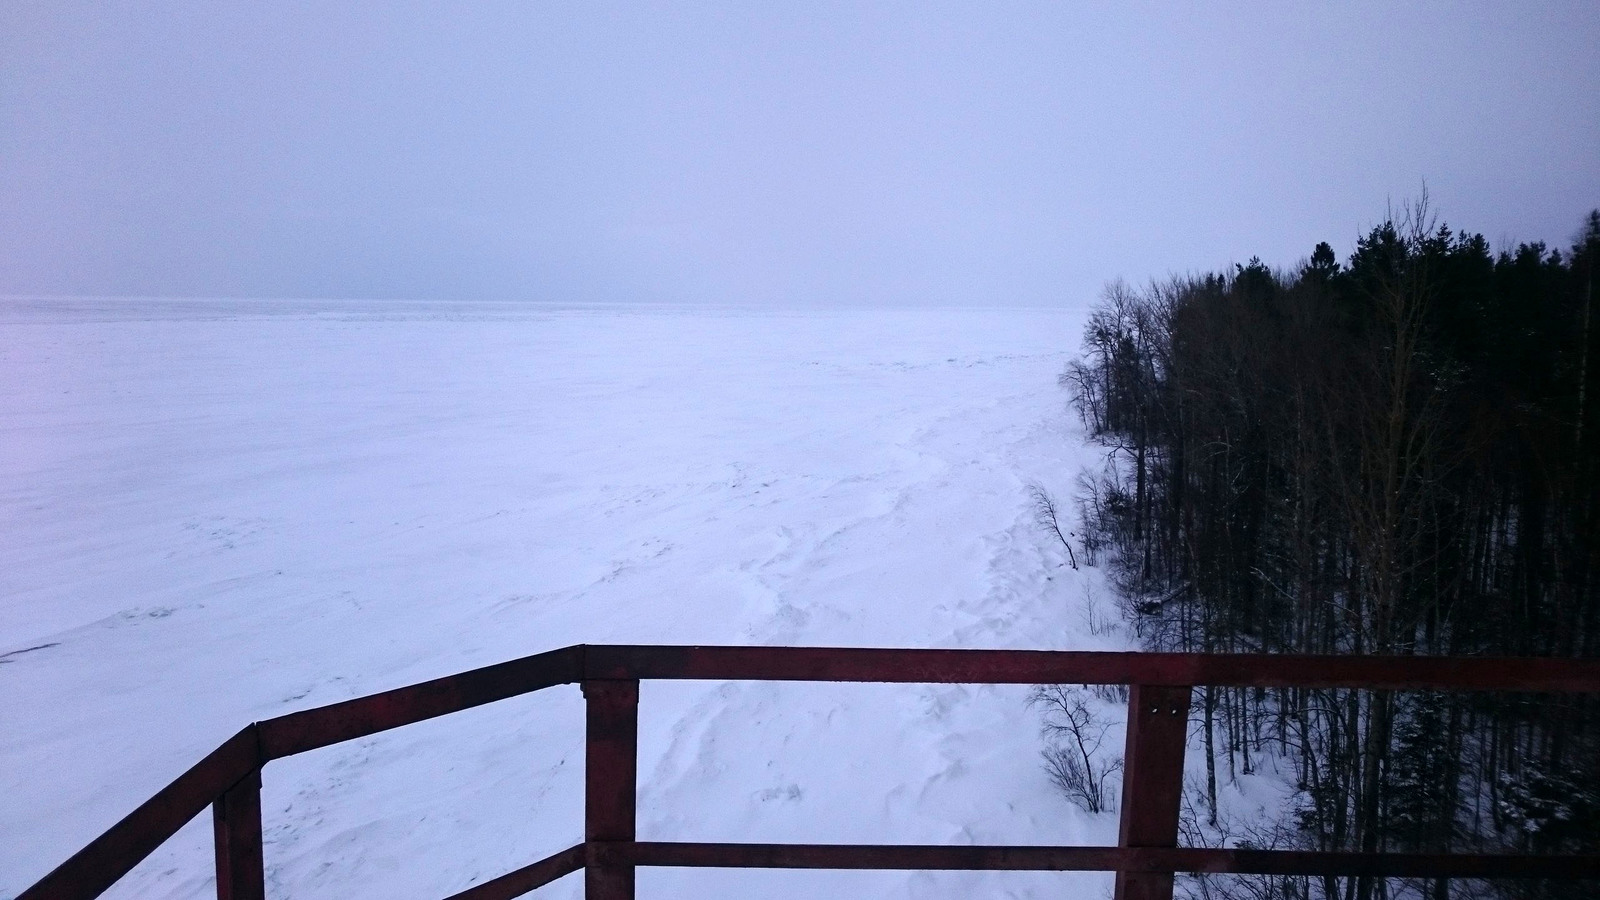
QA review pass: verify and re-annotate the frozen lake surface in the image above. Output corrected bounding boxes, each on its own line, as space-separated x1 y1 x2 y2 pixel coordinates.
2 299 1122 899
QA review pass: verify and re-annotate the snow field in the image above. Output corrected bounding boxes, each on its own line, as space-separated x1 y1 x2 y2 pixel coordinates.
2 300 1139 899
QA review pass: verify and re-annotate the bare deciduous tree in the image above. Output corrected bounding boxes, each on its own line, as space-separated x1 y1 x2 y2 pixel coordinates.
1027 482 1078 569
1029 684 1121 813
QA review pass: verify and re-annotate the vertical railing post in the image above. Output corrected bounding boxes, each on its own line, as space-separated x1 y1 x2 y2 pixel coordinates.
584 679 639 900
1114 684 1193 900
212 769 266 900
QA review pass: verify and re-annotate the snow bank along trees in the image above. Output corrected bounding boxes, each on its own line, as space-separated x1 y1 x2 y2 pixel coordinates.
1066 203 1600 900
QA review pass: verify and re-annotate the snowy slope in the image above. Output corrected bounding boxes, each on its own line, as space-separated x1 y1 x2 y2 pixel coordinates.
1 299 1124 899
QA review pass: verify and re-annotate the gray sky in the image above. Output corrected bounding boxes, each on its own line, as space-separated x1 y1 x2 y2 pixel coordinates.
3 2 1597 306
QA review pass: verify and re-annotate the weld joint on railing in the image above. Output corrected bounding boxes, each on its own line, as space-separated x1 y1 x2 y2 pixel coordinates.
224 722 266 792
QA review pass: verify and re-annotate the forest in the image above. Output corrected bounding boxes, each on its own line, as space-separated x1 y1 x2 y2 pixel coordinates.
1064 200 1600 900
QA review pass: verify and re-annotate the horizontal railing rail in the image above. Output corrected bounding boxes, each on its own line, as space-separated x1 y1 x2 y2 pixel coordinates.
19 645 1600 900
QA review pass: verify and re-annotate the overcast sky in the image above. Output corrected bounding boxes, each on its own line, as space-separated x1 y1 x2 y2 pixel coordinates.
2 2 1597 306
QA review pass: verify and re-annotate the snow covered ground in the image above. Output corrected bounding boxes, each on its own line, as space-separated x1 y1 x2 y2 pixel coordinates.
2 298 1134 899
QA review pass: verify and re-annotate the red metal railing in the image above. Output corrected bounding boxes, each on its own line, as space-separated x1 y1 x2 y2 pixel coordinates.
19 645 1600 900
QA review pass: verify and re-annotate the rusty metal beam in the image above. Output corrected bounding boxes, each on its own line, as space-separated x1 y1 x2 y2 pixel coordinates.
212 769 265 900
439 845 586 900
1115 684 1192 900
257 645 582 759
18 726 261 900
1160 847 1600 879
589 842 1600 879
589 840 1126 870
584 680 639 900
585 645 1600 692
